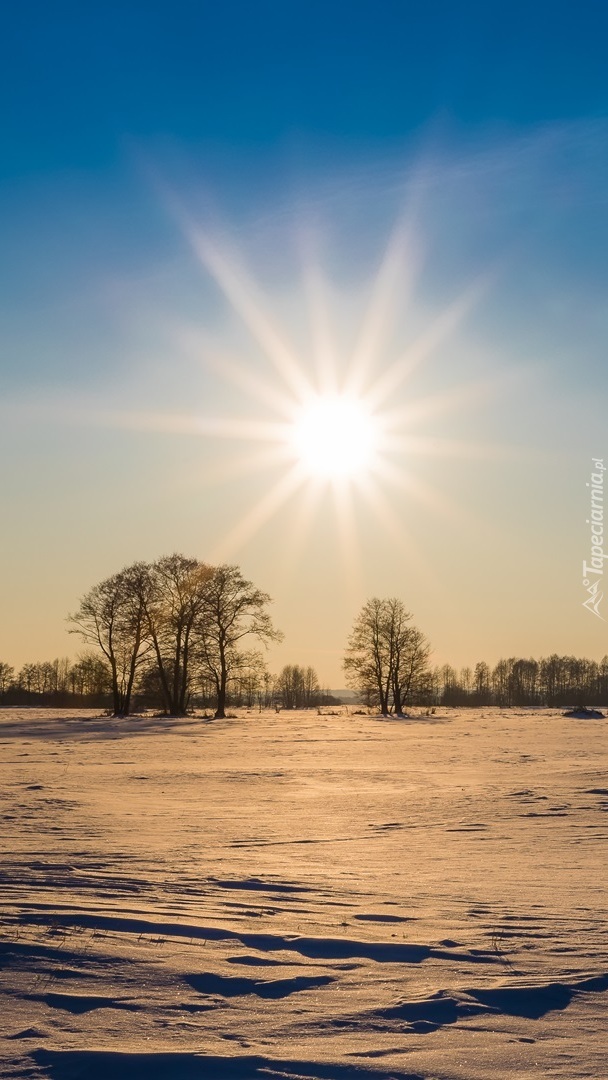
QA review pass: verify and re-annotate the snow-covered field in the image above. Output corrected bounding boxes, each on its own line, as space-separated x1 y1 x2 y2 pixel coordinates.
1 706 606 1080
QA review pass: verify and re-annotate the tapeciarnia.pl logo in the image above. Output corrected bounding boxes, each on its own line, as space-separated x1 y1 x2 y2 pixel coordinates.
582 458 606 620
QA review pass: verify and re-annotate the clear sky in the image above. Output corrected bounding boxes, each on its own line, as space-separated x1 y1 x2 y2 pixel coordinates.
1 1 607 684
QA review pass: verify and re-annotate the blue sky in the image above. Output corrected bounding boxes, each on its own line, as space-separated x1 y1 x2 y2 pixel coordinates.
1 2 607 679
3 1 607 179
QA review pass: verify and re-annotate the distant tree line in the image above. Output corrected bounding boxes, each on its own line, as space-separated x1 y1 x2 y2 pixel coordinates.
430 655 608 707
0 654 337 713
0 655 111 707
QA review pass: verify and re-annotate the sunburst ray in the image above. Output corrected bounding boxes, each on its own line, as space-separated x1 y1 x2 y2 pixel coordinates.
187 228 313 402
209 464 307 562
175 323 298 418
355 474 442 592
275 475 327 583
332 480 363 595
346 219 418 397
365 278 487 409
298 234 340 396
374 456 508 547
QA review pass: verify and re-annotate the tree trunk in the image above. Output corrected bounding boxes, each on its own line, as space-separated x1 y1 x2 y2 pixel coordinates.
377 674 389 716
215 676 227 719
110 657 122 717
179 627 191 715
215 649 227 719
171 628 182 715
151 634 172 715
122 623 143 717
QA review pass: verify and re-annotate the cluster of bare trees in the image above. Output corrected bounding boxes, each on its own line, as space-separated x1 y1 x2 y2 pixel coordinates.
198 663 335 710
344 598 431 715
273 664 334 709
433 655 608 707
68 555 282 718
0 655 110 704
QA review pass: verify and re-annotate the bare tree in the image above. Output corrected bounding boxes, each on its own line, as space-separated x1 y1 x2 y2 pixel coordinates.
227 649 268 707
0 662 14 694
70 653 112 697
303 665 321 707
141 555 212 716
197 564 282 719
392 624 431 715
344 597 430 715
473 660 491 702
68 563 149 716
344 598 393 715
275 664 320 708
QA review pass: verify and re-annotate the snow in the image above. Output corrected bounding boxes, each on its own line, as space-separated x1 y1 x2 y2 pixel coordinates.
1 706 606 1079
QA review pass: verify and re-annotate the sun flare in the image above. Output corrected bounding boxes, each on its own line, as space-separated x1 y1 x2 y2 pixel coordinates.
290 396 378 479
110 206 502 568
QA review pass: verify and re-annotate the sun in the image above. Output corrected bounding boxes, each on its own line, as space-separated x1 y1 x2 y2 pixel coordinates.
290 395 379 479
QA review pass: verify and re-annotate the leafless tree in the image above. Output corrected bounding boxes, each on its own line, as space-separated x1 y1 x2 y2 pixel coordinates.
227 649 268 707
474 660 491 702
197 564 282 719
0 660 13 695
69 653 112 697
0 662 14 694
275 664 321 708
344 598 394 715
344 597 430 715
68 563 150 716
141 555 212 716
392 624 431 715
